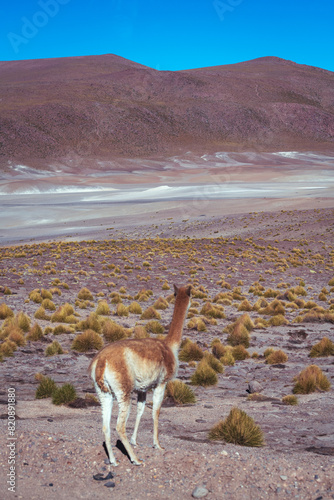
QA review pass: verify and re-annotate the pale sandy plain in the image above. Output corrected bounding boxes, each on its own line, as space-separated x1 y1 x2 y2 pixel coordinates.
1 151 334 244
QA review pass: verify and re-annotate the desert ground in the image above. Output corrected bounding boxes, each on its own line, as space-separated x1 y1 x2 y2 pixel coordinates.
0 152 334 499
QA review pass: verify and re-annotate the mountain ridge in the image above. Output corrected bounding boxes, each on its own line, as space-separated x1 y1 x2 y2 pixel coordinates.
0 54 333 167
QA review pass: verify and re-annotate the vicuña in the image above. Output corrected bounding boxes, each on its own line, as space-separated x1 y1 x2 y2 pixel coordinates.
89 284 191 465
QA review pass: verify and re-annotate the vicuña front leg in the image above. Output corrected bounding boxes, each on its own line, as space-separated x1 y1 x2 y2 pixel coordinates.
152 383 166 450
130 391 146 446
116 398 143 465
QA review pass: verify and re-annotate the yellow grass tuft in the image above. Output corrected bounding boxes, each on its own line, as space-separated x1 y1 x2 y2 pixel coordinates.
77 287 94 301
102 320 127 342
309 337 334 358
72 329 104 352
190 359 218 386
141 306 161 320
0 303 14 320
26 323 44 341
165 380 196 405
179 339 204 362
293 365 331 394
209 407 265 447
266 349 288 364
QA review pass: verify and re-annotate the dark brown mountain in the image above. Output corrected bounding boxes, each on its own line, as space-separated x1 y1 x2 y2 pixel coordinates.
0 54 333 167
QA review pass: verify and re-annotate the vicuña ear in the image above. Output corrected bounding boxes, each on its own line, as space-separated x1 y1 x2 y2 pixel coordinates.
186 285 192 296
173 284 179 296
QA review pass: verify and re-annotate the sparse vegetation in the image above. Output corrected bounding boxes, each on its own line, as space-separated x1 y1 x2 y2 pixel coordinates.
293 365 331 394
179 339 204 362
309 337 334 357
35 376 57 399
165 380 196 405
52 383 77 405
282 395 298 405
102 320 127 342
190 358 218 386
72 329 104 352
45 340 64 356
209 407 265 447
266 349 288 364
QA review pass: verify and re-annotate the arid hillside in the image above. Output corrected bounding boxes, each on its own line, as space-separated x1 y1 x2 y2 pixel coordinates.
0 54 333 168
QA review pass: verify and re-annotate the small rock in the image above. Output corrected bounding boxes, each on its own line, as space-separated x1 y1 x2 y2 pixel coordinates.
280 475 287 481
221 450 228 456
192 485 209 498
104 481 116 488
247 381 263 394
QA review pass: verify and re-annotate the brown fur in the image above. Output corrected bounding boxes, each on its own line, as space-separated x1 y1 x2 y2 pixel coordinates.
89 284 191 465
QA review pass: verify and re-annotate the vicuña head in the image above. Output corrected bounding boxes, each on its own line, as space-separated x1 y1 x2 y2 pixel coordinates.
89 284 191 466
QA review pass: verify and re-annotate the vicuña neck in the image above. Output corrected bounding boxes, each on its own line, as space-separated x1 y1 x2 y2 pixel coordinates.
164 296 189 349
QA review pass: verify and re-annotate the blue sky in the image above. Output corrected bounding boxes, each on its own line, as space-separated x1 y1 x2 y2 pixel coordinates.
1 0 333 71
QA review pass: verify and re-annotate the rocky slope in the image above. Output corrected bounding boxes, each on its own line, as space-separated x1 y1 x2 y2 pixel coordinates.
0 55 333 167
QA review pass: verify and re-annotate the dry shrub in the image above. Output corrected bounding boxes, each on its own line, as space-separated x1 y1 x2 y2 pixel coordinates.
29 290 43 304
8 327 26 347
238 300 253 312
53 324 75 335
309 337 334 358
128 302 143 315
259 299 285 316
77 287 94 301
145 320 164 334
293 365 331 394
95 300 110 316
153 297 169 310
187 317 207 332
141 307 161 320
232 345 250 361
209 407 265 447
102 320 127 342
134 289 153 302
301 310 334 324
51 303 74 323
252 298 268 311
266 349 288 364
165 380 196 405
0 303 14 320
45 340 64 357
35 376 57 399
52 384 77 406
179 339 204 362
41 299 56 311
110 292 122 304
203 352 224 373
282 395 298 405
72 329 104 352
268 315 289 326
220 347 235 366
200 302 225 319
211 338 226 359
227 323 250 348
0 340 17 357
16 311 31 332
190 359 218 386
34 306 50 320
114 303 128 317
77 312 101 333
26 323 43 341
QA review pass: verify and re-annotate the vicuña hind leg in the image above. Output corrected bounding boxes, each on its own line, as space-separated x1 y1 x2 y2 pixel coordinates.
116 398 143 465
97 388 118 466
130 391 146 446
152 383 166 450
